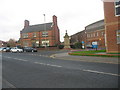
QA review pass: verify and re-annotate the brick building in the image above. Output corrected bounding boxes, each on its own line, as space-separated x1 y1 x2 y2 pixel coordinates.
103 1 120 53
85 20 105 49
70 30 86 45
20 15 60 47
70 20 105 49
0 40 7 47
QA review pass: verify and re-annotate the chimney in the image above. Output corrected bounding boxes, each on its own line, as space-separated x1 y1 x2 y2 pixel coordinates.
53 15 57 26
24 20 29 28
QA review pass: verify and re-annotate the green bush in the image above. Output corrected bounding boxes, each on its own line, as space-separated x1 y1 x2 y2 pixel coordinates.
70 45 76 49
74 42 82 49
58 45 64 49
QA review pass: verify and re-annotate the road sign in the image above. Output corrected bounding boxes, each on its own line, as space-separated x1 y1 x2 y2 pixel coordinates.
81 41 84 44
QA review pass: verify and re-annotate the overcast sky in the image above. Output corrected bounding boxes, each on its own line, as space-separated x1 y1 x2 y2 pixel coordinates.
0 0 104 42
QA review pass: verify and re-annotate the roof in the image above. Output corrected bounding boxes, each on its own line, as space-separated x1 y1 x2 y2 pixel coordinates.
21 22 53 33
85 19 105 32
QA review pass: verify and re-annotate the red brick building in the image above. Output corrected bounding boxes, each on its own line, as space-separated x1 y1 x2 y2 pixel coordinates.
0 40 7 47
70 30 86 45
70 20 105 49
20 15 60 47
103 1 120 53
85 20 105 49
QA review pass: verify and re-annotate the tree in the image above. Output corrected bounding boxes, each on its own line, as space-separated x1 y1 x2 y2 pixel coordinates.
74 42 82 49
7 39 16 47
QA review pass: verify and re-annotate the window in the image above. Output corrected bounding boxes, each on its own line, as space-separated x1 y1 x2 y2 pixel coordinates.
22 33 28 38
92 33 95 37
115 1 120 16
33 32 36 37
42 31 48 37
96 32 99 37
87 34 90 38
101 32 104 36
117 30 120 44
41 39 49 46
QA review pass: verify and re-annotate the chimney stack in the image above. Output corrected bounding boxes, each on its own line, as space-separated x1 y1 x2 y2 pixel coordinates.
53 15 57 26
24 20 29 28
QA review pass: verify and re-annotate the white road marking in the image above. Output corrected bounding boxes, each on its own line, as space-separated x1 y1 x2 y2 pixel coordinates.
34 62 46 65
34 62 62 68
4 56 12 59
82 69 120 77
49 64 62 67
10 57 28 62
4 56 119 77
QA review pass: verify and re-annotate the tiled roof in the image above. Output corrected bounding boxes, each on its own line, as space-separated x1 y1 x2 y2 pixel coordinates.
21 22 53 33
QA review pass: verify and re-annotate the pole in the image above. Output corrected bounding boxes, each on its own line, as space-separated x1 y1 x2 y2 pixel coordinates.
43 14 47 48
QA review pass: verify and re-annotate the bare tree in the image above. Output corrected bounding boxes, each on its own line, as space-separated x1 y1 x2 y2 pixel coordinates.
7 39 16 47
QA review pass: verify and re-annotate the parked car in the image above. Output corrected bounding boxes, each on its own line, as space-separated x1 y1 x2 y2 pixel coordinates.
23 47 37 52
86 45 93 49
5 47 11 52
0 47 5 52
0 47 11 52
10 47 23 53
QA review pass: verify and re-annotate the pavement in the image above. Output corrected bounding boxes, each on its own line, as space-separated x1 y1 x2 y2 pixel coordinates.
50 52 119 64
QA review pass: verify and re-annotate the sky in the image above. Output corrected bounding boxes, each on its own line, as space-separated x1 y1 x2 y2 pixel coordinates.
0 0 105 42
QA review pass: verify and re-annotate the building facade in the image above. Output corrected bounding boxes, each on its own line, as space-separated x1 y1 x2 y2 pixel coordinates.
85 20 105 49
0 40 7 47
20 15 60 47
103 1 120 53
70 20 105 49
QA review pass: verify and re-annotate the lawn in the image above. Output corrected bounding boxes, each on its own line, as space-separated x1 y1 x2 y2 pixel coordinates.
72 49 106 54
69 49 120 57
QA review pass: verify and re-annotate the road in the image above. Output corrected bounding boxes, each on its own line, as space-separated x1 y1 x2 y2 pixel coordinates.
1 51 119 88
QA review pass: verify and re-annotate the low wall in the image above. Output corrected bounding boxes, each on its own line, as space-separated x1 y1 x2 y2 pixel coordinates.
37 47 59 51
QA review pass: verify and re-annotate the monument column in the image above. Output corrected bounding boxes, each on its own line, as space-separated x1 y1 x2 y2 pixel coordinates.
64 30 71 49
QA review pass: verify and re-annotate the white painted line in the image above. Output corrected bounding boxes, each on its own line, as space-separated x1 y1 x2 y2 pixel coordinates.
13 58 28 62
49 64 62 68
82 69 120 77
34 62 46 65
3 56 11 59
17 59 28 62
34 62 62 68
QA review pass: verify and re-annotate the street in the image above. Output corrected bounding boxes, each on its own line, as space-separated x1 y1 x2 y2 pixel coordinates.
1 51 119 88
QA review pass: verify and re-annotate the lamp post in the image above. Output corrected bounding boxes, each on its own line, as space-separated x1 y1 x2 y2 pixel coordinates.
43 14 47 48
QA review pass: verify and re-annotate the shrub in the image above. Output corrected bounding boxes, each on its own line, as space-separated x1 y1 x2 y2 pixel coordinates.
70 45 76 49
74 42 82 49
58 45 64 49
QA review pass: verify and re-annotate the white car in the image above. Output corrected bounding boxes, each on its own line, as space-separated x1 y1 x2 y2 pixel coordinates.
10 47 23 53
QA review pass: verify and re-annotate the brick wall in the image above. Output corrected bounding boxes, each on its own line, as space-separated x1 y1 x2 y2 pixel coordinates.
104 2 120 53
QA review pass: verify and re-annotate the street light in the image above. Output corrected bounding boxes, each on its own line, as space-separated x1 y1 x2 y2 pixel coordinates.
43 14 47 48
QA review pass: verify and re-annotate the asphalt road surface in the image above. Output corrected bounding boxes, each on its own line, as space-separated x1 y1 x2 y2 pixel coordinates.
1 51 119 88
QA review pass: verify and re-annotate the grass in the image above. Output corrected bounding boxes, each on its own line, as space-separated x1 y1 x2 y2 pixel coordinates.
69 49 120 57
72 49 106 54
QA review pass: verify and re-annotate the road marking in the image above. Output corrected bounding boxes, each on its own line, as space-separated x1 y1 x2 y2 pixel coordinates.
81 69 120 77
34 62 46 65
12 58 28 62
49 64 62 67
5 57 12 59
34 62 62 68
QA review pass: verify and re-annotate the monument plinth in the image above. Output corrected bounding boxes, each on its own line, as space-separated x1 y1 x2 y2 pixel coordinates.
64 30 71 49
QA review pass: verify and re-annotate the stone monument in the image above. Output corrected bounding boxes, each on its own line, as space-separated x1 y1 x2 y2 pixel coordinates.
64 30 71 49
